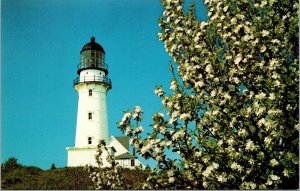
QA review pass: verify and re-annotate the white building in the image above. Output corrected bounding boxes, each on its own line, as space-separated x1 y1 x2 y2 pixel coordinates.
66 37 143 169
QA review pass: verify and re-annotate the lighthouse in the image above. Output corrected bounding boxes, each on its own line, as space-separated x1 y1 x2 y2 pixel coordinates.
66 37 112 167
66 37 144 168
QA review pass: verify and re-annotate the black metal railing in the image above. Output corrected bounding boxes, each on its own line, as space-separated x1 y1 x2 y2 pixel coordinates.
77 61 108 74
73 76 112 88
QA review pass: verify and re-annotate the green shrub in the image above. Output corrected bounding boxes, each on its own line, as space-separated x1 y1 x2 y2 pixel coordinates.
1 157 23 173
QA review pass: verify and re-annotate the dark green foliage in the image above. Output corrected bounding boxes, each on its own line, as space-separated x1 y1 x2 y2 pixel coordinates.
1 165 43 190
119 168 148 189
1 157 23 173
1 158 148 190
50 163 56 170
1 166 97 190
38 167 94 190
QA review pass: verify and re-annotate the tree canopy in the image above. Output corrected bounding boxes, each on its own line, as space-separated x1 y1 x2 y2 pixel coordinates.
118 0 299 189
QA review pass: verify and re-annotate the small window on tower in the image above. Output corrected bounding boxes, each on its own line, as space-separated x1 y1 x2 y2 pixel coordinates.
89 89 92 96
88 137 92 144
131 159 135 167
88 112 92 120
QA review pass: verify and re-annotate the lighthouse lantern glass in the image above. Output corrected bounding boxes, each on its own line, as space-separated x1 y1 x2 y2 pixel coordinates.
80 50 105 70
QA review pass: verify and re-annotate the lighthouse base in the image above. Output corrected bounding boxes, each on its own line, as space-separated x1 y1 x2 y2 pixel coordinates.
66 146 113 167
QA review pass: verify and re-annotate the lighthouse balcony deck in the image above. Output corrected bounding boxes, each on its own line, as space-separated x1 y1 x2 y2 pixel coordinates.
73 76 112 88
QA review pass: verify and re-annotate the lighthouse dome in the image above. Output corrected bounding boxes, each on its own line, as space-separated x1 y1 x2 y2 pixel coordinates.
77 37 108 75
80 37 105 54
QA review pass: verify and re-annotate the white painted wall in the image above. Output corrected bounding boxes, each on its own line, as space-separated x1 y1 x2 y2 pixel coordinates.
109 136 128 156
67 147 113 167
74 69 110 147
67 147 98 167
79 69 106 82
116 159 145 169
110 136 145 169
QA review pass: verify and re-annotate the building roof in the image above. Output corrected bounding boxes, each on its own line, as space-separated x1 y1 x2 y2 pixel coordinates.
115 136 129 151
115 152 136 159
81 37 105 53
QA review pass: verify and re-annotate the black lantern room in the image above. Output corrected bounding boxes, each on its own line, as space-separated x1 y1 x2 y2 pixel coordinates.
77 37 108 75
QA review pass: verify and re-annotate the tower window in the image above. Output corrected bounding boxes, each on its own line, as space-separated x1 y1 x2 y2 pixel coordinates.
131 159 135 167
88 112 92 120
88 137 92 144
89 89 92 96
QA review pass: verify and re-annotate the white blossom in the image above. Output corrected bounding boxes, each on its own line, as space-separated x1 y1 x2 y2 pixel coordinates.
179 113 191 121
260 45 267 53
170 80 177 90
210 90 216 97
260 0 268 7
217 140 223 146
134 126 144 134
217 174 227 183
238 128 248 137
231 162 243 172
223 93 231 100
257 118 266 127
234 54 243 64
165 141 172 147
271 39 280 44
264 136 272 145
255 92 266 100
274 80 281 87
270 174 280 181
269 59 279 69
132 113 138 119
283 169 289 177
245 140 255 151
205 64 212 73
261 30 270 37
270 159 279 167
233 25 242 33
157 112 164 118
223 5 229 12
134 106 142 114
155 87 164 97
212 162 219 169
195 80 204 88
141 143 152 154
168 177 175 183
227 138 234 145
255 106 265 116
167 170 174 176
172 129 185 141
122 112 131 122
203 165 214 177
125 126 132 135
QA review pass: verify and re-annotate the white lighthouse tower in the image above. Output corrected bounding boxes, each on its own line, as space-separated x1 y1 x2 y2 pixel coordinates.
66 37 112 167
66 37 145 169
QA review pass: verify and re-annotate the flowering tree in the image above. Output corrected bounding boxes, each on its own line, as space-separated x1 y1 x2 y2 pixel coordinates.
119 0 299 189
88 140 127 189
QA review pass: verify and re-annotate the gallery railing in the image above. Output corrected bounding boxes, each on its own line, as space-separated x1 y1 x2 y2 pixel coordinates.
77 60 108 74
73 76 112 88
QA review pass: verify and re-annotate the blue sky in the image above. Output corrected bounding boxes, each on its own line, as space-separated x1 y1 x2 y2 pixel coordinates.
1 0 207 169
